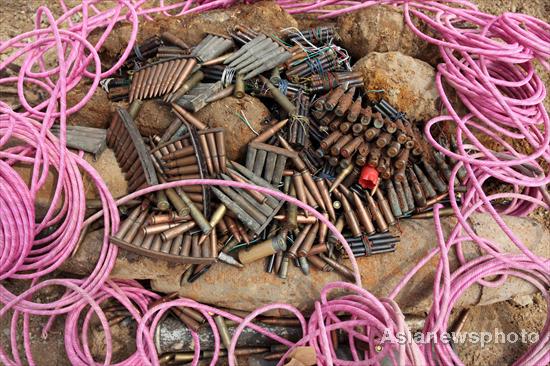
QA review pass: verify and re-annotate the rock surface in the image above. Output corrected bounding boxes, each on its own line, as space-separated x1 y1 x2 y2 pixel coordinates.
353 51 439 121
66 83 113 129
195 95 271 161
62 213 549 315
134 99 173 136
337 5 438 64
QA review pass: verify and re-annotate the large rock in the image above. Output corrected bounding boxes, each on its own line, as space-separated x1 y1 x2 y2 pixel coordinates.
195 95 271 161
62 213 549 315
337 5 438 64
134 100 173 136
97 1 298 63
67 83 113 129
353 51 439 121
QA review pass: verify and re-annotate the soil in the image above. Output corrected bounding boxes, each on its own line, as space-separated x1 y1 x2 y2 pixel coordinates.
0 1 548 366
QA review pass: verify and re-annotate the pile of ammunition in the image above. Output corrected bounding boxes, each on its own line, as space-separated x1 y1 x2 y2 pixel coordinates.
102 25 463 287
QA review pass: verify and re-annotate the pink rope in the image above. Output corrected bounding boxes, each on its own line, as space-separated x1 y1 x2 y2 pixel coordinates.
0 1 548 365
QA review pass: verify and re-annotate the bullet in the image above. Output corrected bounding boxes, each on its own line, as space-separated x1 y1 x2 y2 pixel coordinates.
218 185 268 224
336 191 362 237
165 165 200 175
228 161 281 207
141 234 155 250
413 164 437 199
115 205 143 239
394 179 410 213
401 175 416 211
190 235 201 257
142 222 183 236
160 221 197 241
320 130 342 150
278 255 289 279
357 142 370 157
259 76 296 115
209 228 218 258
324 86 345 111
386 141 402 158
386 180 403 218
172 103 207 130
340 136 363 158
308 255 333 272
238 231 287 264
329 163 354 193
123 209 149 243
174 187 211 234
352 192 376 235
375 132 392 148
180 234 192 256
234 73 245 98
434 151 453 183
298 222 319 257
422 160 447 193
315 177 336 221
367 147 381 167
338 121 353 135
319 254 355 281
372 112 384 129
150 235 163 252
377 155 390 173
375 188 396 226
406 167 427 207
287 224 312 259
411 207 455 219
252 119 288 144
347 96 362 122
360 106 372 126
168 71 204 102
365 127 381 141
162 145 195 161
366 193 388 232
205 131 220 174
334 87 355 117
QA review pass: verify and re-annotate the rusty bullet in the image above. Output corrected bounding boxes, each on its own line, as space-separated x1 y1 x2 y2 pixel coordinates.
366 193 388 232
252 119 288 144
329 163 354 193
324 86 346 111
385 180 403 218
340 136 363 158
413 164 437 199
352 192 376 235
347 96 362 122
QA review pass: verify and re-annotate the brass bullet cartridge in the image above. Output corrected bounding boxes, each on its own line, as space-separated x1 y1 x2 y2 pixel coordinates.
330 134 353 156
123 209 149 243
351 123 364 136
287 224 312 259
385 180 403 217
292 172 307 207
298 256 310 275
150 235 163 252
165 165 200 176
357 142 370 157
336 183 353 201
132 229 146 247
319 254 355 281
163 155 198 168
163 145 195 160
223 216 242 243
298 222 319 257
205 132 220 174
160 237 173 254
375 188 396 226
347 96 363 122
365 127 381 141
304 184 319 210
413 164 437 199
172 58 197 93
320 112 337 126
308 255 334 272
205 85 235 103
332 200 341 210
274 250 284 273
406 167 427 207
366 193 388 232
421 160 447 193
148 212 189 225
190 234 201 257
339 121 352 134
252 119 288 144
334 87 355 117
315 177 336 221
215 130 226 172
386 141 402 158
328 119 342 132
214 315 233 362
324 86 346 111
174 187 211 234
198 133 214 175
209 228 218 258
142 222 182 236
161 221 197 241
278 255 289 279
320 130 343 150
394 179 409 213
180 234 192 256
329 163 354 193
411 207 455 219
360 106 372 126
367 147 382 167
172 103 207 130
341 136 364 158
375 132 392 148
238 231 287 264
274 215 318 224
168 71 204 102
140 233 155 249
115 205 143 239
336 191 362 237
234 73 245 98
352 192 376 235
308 242 329 256
163 59 187 94
372 112 384 129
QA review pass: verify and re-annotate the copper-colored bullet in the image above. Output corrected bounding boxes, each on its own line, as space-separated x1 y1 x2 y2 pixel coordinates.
336 191 361 237
252 119 288 144
224 216 242 243
190 235 201 257
172 58 197 93
394 146 410 170
375 188 396 226
122 209 149 243
377 155 390 173
209 228 217 258
330 134 352 156
352 192 376 235
168 71 204 102
334 87 355 117
329 163 354 193
206 132 220 174
163 145 195 161
150 235 162 252
180 234 192 256
160 237 173 254
386 141 402 157
340 136 363 158
161 221 197 241
324 86 346 111
197 133 214 174
162 32 189 50
238 231 287 264
142 222 182 236
215 130 226 172
165 165 200 176
366 193 388 232
172 103 207 130
141 234 155 250
319 254 355 281
386 180 403 217
292 172 307 211
375 132 392 148
308 255 333 272
162 59 186 95
365 127 381 141
315 177 335 221
163 155 198 168
347 96 362 122
308 243 329 256
169 235 184 255
298 222 319 257
413 164 437 199
352 123 364 136
287 224 312 259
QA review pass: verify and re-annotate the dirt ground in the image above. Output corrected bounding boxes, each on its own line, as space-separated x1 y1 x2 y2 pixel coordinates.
0 1 548 365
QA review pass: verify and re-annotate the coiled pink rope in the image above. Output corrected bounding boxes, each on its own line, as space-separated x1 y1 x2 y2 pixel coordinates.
0 1 548 365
